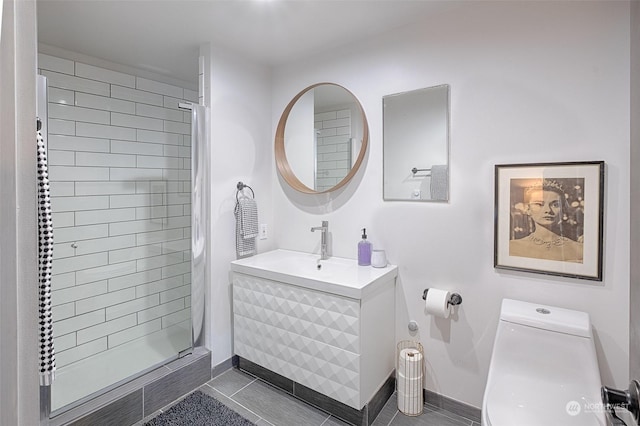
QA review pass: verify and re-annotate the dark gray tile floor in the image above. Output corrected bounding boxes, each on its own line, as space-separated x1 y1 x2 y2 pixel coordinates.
139 367 481 426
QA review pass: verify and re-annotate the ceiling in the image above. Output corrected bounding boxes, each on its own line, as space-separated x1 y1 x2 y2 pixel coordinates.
37 0 447 84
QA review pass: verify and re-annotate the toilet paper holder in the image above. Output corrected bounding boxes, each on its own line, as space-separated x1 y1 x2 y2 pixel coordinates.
422 289 463 307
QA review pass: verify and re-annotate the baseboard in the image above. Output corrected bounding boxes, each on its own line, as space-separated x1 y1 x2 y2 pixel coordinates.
211 355 239 379
238 357 394 426
424 388 481 423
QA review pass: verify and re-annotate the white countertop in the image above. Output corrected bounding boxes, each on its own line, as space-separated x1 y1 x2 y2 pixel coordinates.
230 249 397 299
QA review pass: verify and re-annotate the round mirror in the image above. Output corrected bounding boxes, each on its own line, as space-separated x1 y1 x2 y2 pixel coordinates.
275 83 369 194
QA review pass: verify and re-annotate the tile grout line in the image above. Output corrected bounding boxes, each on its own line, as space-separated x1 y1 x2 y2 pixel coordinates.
204 382 266 424
386 409 399 426
141 384 145 419
215 374 334 426
318 412 333 426
212 368 475 426
225 376 257 399
424 402 476 425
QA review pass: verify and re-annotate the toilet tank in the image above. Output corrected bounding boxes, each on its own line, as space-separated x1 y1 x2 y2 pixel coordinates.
482 299 606 426
499 298 592 338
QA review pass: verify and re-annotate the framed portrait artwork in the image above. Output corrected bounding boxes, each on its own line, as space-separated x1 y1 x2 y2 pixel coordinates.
494 161 604 281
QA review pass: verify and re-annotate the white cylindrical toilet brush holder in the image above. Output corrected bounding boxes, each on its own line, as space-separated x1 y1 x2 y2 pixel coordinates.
397 340 424 416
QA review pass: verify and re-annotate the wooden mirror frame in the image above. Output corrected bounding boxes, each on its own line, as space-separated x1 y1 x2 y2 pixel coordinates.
275 83 369 194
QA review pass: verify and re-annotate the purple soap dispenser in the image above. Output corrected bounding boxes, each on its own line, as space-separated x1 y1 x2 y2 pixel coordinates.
358 228 372 266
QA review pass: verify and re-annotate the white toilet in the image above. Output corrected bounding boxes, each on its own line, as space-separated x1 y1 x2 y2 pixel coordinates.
482 299 607 426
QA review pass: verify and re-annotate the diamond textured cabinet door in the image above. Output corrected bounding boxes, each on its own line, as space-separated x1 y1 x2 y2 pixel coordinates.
232 272 396 410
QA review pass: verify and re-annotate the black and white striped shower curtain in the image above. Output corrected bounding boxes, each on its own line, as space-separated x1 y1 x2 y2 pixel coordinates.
37 122 56 386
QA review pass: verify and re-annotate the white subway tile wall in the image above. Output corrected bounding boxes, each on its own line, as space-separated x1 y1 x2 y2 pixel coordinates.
39 53 192 369
314 109 352 192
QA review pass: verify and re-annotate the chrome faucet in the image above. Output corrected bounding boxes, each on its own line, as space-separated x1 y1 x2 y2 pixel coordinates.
310 220 329 260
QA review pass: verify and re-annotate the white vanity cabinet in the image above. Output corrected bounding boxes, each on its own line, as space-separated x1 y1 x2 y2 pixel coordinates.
231 249 397 410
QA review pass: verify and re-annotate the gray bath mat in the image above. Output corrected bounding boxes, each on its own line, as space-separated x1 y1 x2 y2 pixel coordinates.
144 390 255 426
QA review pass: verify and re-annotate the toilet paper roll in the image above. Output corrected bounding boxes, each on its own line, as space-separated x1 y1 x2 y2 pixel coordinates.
398 363 423 381
398 348 423 377
425 288 451 318
397 393 422 405
397 375 423 396
397 385 423 399
397 389 423 401
397 389 423 415
397 371 423 382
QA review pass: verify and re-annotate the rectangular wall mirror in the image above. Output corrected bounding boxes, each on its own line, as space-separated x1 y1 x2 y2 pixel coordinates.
383 84 450 201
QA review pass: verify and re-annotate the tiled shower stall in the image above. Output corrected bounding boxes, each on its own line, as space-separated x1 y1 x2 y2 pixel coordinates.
38 53 198 412
314 108 352 192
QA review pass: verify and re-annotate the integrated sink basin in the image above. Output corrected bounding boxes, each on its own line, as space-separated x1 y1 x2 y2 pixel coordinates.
230 249 397 299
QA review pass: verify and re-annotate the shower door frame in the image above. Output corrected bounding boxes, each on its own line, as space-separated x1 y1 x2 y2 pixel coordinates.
37 74 209 423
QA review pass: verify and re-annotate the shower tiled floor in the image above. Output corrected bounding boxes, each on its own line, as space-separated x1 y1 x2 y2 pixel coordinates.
138 367 481 426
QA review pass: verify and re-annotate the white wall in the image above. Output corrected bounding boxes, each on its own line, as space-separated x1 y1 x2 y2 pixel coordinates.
270 1 631 407
286 90 315 186
202 45 274 367
0 0 39 423
630 0 640 382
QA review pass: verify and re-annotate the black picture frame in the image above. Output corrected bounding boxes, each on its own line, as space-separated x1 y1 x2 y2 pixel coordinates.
494 161 604 281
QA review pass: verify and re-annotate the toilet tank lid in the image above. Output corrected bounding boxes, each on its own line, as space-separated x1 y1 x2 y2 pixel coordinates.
500 299 592 338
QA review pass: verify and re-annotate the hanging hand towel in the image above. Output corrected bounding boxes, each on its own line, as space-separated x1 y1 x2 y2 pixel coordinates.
429 165 448 201
235 196 258 258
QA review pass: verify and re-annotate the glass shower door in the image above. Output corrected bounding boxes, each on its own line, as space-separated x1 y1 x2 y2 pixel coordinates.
38 57 196 413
